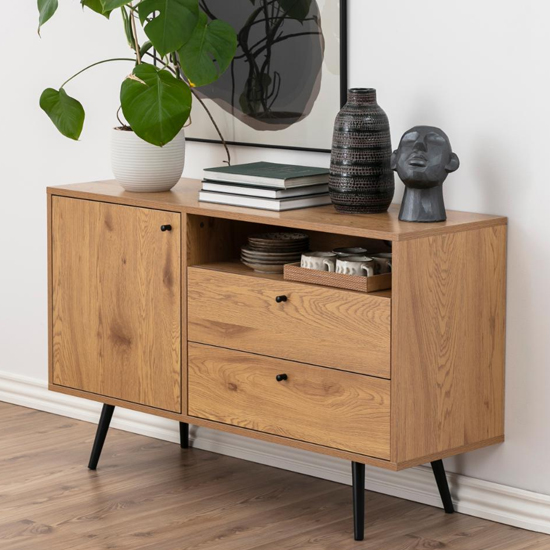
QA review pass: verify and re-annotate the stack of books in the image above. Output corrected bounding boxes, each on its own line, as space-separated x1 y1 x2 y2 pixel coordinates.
199 162 331 211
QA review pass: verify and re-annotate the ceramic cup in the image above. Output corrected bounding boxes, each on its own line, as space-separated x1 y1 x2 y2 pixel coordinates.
336 255 375 277
371 252 392 274
333 247 368 257
301 251 337 271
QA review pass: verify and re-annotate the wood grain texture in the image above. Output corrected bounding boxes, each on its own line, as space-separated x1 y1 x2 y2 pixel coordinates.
48 187 508 473
188 266 391 378
48 383 185 422
47 194 53 387
284 263 392 293
392 225 507 465
177 413 503 470
184 215 387 267
51 197 182 412
3 403 545 550
188 343 391 459
179 412 396 469
48 180 507 242
186 214 237 265
187 261 392 298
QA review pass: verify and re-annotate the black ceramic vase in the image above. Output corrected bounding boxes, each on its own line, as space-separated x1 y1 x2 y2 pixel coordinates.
329 88 395 214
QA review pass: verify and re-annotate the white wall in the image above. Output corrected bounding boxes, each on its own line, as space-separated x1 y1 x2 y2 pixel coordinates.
1 1 549 497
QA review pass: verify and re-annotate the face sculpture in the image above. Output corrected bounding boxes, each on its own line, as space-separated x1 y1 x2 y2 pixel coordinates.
391 126 460 189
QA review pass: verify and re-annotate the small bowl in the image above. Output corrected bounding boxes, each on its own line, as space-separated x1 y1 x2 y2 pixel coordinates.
333 247 368 257
337 255 373 262
303 251 337 259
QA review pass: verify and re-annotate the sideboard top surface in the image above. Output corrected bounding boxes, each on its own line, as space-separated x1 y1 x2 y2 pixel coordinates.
48 179 507 241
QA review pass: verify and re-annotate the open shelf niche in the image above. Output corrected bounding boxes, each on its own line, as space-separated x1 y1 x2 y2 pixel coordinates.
186 214 392 296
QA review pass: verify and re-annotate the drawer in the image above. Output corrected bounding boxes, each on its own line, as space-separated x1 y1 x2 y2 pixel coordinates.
188 343 391 459
188 267 391 378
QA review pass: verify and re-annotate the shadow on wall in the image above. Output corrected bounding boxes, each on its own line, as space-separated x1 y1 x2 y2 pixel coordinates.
471 132 524 216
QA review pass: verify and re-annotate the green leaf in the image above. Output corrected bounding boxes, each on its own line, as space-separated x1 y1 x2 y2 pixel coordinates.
140 41 154 58
101 0 131 11
81 0 112 17
138 0 199 57
121 6 135 49
120 64 192 146
38 0 58 32
276 0 312 21
178 12 236 87
40 88 85 141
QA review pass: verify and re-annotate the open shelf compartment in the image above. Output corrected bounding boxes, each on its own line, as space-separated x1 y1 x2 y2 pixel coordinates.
186 214 392 297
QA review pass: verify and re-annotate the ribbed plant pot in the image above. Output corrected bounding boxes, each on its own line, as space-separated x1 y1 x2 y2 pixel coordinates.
329 88 394 213
111 128 186 193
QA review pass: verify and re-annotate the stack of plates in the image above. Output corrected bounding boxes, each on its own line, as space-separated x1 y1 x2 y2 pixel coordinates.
241 232 309 273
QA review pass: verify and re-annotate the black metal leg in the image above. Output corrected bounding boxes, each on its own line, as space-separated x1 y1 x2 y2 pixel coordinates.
431 460 454 513
352 462 365 541
179 422 189 449
88 404 115 470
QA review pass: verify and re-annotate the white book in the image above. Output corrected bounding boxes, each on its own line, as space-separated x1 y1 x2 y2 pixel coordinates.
198 191 331 211
202 180 329 199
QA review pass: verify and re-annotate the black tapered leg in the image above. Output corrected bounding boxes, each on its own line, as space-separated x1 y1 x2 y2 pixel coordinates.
352 461 365 541
179 422 189 449
431 460 454 513
88 404 115 470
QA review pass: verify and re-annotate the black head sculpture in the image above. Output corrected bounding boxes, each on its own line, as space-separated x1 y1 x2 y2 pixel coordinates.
391 126 460 222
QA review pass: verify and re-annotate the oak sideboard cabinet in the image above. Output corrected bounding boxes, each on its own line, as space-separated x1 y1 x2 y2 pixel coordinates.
47 179 507 541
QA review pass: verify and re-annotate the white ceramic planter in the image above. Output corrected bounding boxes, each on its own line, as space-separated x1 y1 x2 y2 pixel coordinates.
111 128 186 192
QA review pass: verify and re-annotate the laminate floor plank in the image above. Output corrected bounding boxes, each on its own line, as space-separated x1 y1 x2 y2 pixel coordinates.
0 402 548 550
133 486 347 550
48 466 312 542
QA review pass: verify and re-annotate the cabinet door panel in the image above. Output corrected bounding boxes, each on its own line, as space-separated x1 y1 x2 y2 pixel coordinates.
51 197 181 412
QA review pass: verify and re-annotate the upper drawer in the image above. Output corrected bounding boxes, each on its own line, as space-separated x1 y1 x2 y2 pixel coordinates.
188 266 391 378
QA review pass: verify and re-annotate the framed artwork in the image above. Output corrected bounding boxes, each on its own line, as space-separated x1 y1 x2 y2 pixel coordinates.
186 0 348 153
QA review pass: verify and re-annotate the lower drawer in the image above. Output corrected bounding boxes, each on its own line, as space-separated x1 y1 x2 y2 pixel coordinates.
188 343 391 460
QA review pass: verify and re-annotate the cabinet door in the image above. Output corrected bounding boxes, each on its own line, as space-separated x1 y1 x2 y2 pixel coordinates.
51 197 181 412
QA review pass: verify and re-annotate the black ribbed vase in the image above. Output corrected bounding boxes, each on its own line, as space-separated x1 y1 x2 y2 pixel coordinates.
329 88 394 213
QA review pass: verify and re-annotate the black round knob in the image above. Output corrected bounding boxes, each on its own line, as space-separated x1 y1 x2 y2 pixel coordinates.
160 225 172 232
275 295 288 303
276 374 288 382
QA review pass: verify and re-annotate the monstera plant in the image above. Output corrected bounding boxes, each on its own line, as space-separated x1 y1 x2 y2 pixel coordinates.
38 0 236 190
38 0 237 146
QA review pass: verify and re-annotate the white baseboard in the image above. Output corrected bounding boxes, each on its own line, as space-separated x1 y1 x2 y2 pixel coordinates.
1 370 549 535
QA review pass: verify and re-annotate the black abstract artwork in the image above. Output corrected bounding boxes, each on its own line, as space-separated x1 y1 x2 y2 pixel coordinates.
187 0 346 152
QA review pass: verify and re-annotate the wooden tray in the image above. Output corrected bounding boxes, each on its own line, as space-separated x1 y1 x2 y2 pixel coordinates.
283 263 391 293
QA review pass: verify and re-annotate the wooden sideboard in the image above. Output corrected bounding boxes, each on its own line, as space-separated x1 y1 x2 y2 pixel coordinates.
47 179 507 541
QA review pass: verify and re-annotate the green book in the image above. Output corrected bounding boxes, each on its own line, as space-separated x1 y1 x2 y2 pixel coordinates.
203 162 329 189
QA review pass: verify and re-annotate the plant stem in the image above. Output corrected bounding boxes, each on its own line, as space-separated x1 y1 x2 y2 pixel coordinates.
190 87 231 166
60 58 136 89
172 52 232 166
128 3 141 63
144 51 178 76
127 4 152 22
116 106 129 128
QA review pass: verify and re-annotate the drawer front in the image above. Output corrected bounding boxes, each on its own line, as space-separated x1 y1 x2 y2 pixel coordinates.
188 267 391 378
188 343 391 460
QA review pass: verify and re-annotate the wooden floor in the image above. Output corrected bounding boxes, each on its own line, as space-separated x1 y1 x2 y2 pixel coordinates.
0 402 549 550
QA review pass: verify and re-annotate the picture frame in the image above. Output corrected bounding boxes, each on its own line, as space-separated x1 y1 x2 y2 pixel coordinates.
186 0 348 153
